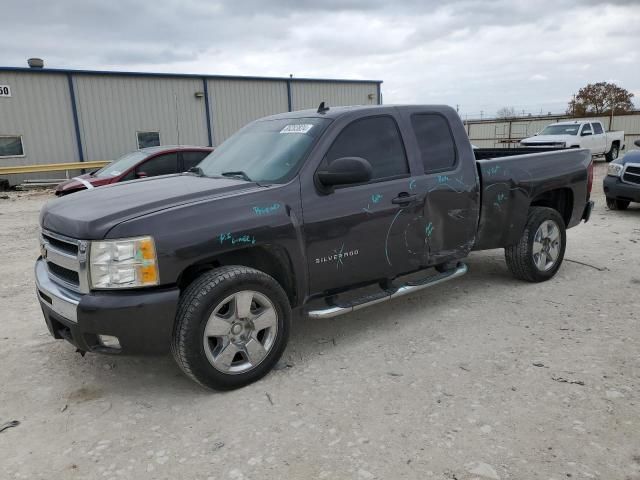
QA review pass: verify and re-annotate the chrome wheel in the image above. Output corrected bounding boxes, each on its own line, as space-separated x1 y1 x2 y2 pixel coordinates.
203 290 278 374
532 220 561 271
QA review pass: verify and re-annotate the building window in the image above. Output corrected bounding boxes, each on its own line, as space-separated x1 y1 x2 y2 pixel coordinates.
137 131 160 149
0 136 24 158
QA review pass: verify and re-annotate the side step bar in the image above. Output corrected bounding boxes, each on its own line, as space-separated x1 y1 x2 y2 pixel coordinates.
307 262 468 319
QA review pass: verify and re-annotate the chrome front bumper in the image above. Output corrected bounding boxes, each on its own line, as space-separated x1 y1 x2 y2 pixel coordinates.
35 258 81 323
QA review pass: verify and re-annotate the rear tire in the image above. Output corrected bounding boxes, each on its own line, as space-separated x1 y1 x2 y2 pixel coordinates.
171 266 291 390
606 197 629 210
504 207 566 282
605 144 619 162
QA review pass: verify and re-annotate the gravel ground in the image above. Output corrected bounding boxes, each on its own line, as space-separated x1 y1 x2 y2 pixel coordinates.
1 162 639 480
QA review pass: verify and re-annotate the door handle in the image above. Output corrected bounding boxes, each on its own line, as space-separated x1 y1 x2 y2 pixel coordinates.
392 193 417 206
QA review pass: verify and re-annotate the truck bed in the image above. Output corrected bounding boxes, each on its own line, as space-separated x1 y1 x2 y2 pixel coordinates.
473 148 592 250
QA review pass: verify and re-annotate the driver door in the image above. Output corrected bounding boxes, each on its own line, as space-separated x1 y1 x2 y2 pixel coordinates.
580 123 595 153
301 115 424 296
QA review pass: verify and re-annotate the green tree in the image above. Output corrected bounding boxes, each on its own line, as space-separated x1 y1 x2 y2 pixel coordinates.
567 82 634 116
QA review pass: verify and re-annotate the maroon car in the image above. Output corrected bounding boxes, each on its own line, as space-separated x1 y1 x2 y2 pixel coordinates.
55 145 214 196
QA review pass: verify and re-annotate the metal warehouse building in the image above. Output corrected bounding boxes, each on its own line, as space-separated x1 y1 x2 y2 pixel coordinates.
0 65 382 185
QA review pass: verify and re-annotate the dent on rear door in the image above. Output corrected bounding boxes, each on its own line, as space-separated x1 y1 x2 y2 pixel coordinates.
399 110 480 266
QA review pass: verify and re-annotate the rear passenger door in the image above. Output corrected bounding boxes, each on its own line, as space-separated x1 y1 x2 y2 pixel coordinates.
406 112 478 265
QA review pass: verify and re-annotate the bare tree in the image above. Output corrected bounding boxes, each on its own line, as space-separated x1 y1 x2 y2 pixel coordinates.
567 82 634 116
496 106 516 119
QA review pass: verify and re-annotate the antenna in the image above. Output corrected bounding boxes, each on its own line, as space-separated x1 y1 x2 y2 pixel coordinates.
317 101 329 114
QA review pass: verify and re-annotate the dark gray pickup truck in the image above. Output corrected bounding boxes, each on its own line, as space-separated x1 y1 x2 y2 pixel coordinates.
36 104 594 390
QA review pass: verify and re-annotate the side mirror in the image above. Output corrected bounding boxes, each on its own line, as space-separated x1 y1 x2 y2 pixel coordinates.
534 132 539 136
136 171 148 179
317 157 372 188
581 131 592 137
634 139 640 148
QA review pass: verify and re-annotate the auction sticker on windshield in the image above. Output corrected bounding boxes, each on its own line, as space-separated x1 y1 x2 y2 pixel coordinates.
280 124 314 134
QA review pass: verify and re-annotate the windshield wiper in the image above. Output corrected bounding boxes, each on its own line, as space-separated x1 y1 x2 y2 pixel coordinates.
221 171 252 182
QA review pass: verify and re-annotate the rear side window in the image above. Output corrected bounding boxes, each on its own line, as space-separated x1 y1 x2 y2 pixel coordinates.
325 116 409 181
182 151 210 171
592 122 604 134
138 153 178 177
410 114 457 173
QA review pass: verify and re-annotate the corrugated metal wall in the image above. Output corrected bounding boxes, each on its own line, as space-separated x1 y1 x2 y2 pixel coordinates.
291 81 378 111
467 113 640 152
73 75 209 160
0 69 381 186
207 79 288 143
0 71 78 184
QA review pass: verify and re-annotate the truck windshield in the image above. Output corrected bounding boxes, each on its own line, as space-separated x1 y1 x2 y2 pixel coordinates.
93 151 149 178
199 117 330 183
539 124 580 135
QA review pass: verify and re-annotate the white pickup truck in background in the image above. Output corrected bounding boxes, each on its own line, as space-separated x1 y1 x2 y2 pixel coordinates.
520 120 625 162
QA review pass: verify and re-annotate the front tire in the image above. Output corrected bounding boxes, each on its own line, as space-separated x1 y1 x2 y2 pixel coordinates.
171 266 291 390
504 207 566 282
605 144 619 162
606 197 629 210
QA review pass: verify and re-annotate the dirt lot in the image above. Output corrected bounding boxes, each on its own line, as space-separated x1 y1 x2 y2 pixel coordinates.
1 162 639 480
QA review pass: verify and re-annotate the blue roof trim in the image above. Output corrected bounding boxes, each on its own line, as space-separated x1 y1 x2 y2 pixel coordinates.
0 66 382 85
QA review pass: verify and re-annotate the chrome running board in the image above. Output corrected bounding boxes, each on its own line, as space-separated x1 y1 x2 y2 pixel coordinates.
307 263 468 319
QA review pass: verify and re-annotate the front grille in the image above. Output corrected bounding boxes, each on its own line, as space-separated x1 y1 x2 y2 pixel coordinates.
47 262 80 285
623 164 640 185
42 232 78 256
40 229 88 293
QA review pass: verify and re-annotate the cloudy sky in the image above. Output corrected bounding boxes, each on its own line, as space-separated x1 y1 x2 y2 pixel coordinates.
3 0 639 118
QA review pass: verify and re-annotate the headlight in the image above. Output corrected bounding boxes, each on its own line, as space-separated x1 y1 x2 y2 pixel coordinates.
607 163 624 177
89 236 159 289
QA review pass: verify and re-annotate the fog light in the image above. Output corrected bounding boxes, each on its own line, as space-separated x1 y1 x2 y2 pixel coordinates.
98 335 121 349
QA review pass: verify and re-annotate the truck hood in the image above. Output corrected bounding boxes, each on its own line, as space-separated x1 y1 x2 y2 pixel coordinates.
41 174 261 239
521 135 574 145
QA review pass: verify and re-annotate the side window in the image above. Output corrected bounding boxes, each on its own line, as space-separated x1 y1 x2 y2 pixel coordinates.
592 122 604 135
0 135 24 157
137 131 160 149
182 151 210 171
137 153 179 177
410 114 457 172
581 123 593 135
325 116 409 181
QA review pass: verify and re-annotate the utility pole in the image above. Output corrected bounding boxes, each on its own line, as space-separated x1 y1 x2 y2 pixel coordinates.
572 94 576 117
480 110 483 120
456 104 459 113
610 104 615 130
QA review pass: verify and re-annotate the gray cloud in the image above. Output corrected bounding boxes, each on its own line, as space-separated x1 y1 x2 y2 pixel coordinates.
1 0 639 116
